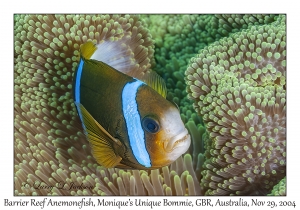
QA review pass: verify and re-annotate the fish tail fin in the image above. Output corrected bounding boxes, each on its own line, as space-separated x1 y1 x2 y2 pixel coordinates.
80 41 97 60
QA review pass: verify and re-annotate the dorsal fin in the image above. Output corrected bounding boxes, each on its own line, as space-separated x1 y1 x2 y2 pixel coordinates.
80 41 97 59
79 41 168 98
142 71 167 98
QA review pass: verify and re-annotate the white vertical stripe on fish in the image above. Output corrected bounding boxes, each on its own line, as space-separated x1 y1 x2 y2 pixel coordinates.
122 79 151 167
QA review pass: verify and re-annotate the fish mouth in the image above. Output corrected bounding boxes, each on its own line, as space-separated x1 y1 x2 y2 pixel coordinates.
164 128 190 152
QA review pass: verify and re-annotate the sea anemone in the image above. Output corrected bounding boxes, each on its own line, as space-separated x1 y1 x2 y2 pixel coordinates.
141 14 196 47
14 14 200 195
150 14 281 125
14 14 285 196
268 177 286 196
216 14 278 36
185 15 286 195
91 154 201 196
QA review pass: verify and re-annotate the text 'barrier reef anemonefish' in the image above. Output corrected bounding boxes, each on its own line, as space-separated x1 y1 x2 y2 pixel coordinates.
73 41 191 170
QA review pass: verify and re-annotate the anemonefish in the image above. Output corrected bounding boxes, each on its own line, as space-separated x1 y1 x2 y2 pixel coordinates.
73 41 191 170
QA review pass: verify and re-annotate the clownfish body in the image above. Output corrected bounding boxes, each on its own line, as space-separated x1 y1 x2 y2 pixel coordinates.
73 42 190 170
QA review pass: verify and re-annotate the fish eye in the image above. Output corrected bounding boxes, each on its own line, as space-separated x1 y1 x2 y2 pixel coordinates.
142 116 160 133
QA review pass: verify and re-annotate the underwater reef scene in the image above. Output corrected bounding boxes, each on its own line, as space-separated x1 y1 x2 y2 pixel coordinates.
14 14 286 196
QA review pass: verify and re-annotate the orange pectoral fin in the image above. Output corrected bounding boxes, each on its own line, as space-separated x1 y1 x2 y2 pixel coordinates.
76 103 122 168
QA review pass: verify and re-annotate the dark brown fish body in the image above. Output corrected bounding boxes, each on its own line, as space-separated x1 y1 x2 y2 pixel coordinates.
73 42 191 169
